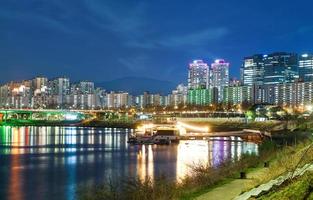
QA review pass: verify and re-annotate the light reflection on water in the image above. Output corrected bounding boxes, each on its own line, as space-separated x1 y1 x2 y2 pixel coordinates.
0 126 258 200
0 126 131 155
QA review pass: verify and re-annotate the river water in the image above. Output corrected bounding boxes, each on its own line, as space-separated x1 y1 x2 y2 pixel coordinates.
0 126 258 200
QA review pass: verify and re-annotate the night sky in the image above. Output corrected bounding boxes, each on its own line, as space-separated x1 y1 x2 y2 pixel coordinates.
1 0 313 85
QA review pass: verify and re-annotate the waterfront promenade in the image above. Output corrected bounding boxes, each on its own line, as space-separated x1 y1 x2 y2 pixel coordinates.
196 168 269 200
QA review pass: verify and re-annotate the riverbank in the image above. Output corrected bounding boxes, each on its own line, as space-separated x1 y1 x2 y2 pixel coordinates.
0 119 137 128
76 140 273 200
257 171 313 199
0 118 302 132
196 141 313 200
0 119 280 132
77 134 313 200
77 153 264 200
195 167 269 200
0 126 258 200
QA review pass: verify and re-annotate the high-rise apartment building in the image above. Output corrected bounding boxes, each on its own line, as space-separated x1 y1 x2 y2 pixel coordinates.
223 85 253 105
170 84 188 107
0 84 10 107
79 81 95 94
106 92 129 108
32 77 48 91
3 81 32 108
210 59 230 102
188 60 209 89
187 88 215 106
48 77 70 106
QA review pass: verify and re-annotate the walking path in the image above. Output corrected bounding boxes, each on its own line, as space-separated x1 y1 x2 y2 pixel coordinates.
234 163 313 200
196 163 313 200
195 168 269 200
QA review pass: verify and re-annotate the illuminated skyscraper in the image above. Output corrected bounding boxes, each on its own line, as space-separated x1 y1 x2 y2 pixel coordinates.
241 54 264 86
106 91 129 108
170 84 188 107
210 59 230 102
187 88 215 105
79 81 95 94
188 60 209 89
263 52 298 85
31 77 48 108
299 53 313 82
32 77 48 91
49 77 70 106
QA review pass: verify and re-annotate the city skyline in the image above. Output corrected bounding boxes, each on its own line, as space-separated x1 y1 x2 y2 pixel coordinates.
1 50 313 88
2 51 312 90
2 51 313 110
2 2 313 200
2 0 313 84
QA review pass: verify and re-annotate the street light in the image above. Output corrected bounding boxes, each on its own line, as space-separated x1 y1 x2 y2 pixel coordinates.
305 105 313 113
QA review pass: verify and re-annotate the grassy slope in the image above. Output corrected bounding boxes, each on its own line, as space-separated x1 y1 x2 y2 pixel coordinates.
257 172 313 200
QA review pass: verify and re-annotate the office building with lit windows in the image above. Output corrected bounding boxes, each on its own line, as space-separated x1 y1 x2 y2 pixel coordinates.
241 54 264 86
299 53 313 82
263 52 298 85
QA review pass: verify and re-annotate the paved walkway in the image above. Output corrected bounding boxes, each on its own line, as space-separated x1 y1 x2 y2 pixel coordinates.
196 163 313 200
234 163 313 200
196 168 269 200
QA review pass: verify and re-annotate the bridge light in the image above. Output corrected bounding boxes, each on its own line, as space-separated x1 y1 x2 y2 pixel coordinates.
305 105 313 112
176 121 210 133
64 113 78 121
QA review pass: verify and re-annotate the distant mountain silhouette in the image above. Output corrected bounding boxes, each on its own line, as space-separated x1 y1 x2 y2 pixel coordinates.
97 77 176 95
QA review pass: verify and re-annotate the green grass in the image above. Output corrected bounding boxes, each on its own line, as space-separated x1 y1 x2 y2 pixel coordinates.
77 153 265 200
257 172 313 200
77 139 313 200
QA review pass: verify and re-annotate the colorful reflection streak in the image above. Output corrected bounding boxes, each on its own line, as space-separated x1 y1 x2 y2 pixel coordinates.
134 138 258 181
176 138 258 180
0 126 258 200
0 126 130 155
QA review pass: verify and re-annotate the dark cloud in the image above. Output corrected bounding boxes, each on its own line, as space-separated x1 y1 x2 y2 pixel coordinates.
1 0 313 84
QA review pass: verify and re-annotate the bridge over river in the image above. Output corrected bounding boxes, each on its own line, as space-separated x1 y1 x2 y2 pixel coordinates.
179 129 269 142
0 109 135 126
0 109 93 125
